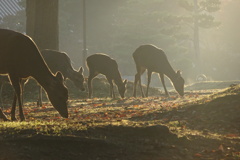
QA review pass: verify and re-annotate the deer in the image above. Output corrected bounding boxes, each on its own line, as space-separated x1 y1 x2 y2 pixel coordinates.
36 49 85 107
86 53 127 99
0 50 85 108
0 29 68 121
132 44 185 97
9 49 85 117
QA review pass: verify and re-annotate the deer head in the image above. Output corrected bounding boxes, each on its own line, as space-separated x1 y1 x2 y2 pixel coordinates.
46 72 68 118
70 67 85 91
117 79 127 98
172 70 184 96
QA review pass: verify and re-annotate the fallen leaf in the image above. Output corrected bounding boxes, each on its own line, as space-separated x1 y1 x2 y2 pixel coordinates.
226 134 239 138
194 153 202 157
218 144 224 152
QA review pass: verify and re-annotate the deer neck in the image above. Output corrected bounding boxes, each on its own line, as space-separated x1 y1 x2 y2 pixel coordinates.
163 65 178 82
32 67 55 90
65 68 76 80
113 71 123 86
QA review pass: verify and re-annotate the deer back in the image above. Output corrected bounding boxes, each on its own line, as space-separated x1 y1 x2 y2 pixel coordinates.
41 49 85 91
87 53 119 78
133 44 184 96
133 44 172 73
0 29 49 77
41 49 71 77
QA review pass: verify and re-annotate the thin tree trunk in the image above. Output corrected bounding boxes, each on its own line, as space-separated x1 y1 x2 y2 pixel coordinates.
193 0 201 73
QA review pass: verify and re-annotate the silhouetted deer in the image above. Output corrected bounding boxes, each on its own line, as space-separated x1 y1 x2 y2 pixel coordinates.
0 50 85 109
133 44 184 97
0 29 68 121
86 53 127 99
36 49 85 107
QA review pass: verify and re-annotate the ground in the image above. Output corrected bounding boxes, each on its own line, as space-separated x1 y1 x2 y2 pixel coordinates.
0 80 239 160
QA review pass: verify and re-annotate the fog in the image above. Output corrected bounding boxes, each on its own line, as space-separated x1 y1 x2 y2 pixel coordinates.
1 0 240 85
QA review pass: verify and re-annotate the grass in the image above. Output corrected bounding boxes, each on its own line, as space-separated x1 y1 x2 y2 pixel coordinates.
185 80 240 90
0 80 239 160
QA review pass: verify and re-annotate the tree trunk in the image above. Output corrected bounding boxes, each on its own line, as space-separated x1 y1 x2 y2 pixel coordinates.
193 0 201 74
82 0 88 75
26 0 59 50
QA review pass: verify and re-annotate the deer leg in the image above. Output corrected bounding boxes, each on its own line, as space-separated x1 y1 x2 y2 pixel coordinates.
146 70 152 97
0 82 4 109
138 75 145 97
11 79 25 121
107 78 115 98
133 67 146 97
11 93 17 121
133 65 141 97
20 80 25 107
87 77 93 99
138 68 146 97
87 71 98 99
133 72 140 97
18 79 25 121
159 73 169 97
9 76 25 121
37 86 43 107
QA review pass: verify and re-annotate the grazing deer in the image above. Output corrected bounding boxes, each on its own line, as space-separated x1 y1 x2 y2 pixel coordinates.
86 53 127 99
36 49 85 107
0 29 68 121
0 50 85 108
133 44 184 97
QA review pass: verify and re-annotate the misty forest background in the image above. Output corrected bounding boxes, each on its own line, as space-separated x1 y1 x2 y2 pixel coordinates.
1 0 239 86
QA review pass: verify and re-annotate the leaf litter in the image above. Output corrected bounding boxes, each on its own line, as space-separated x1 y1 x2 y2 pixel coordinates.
0 82 239 160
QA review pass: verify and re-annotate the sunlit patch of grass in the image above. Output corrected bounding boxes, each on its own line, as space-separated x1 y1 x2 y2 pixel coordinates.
0 82 239 160
185 80 240 90
0 84 239 150
0 120 87 138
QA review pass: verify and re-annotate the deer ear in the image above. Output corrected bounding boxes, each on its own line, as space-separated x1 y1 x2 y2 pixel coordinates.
176 70 182 78
176 70 182 75
78 66 84 74
55 71 64 82
123 79 127 85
